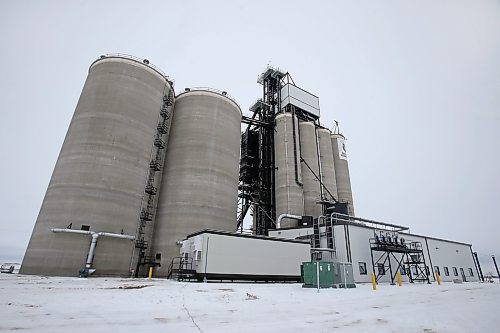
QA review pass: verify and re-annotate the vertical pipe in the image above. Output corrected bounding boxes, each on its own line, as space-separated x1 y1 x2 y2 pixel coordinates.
314 126 324 201
472 251 484 282
343 264 347 288
388 252 394 285
425 238 436 281
346 224 352 263
492 255 500 282
370 244 376 284
316 261 320 293
204 236 210 283
86 234 99 269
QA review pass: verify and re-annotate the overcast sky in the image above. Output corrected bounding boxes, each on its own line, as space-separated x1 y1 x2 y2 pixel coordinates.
1 0 499 273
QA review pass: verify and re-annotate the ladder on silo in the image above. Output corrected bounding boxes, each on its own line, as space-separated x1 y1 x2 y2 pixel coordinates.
133 87 174 277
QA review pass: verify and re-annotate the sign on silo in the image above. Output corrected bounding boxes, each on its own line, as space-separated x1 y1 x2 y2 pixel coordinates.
337 137 348 160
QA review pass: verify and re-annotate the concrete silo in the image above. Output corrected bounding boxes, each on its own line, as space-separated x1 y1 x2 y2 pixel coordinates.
151 89 242 276
317 127 337 203
274 113 304 227
331 133 355 216
299 121 323 218
274 112 304 228
21 55 174 276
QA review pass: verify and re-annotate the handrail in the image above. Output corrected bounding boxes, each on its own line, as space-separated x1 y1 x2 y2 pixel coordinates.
90 53 174 86
178 86 241 111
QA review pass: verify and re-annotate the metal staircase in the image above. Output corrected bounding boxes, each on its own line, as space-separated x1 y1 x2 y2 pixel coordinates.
167 257 197 281
132 87 174 277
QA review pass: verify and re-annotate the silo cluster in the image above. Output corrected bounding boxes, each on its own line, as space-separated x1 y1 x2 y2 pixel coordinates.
21 58 355 278
273 114 355 227
21 56 241 277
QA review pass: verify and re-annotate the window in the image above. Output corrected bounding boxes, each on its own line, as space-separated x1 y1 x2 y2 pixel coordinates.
358 262 367 275
444 267 450 276
155 253 161 260
453 267 458 276
81 225 90 231
468 268 474 277
377 263 385 275
196 250 202 261
412 266 418 275
434 266 440 276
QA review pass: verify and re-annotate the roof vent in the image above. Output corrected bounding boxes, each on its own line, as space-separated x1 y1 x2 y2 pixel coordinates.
143 59 149 64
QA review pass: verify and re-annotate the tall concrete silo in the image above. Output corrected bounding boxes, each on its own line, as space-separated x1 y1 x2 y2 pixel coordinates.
151 89 242 276
299 121 323 217
317 127 337 202
21 55 174 276
331 133 355 216
274 113 304 227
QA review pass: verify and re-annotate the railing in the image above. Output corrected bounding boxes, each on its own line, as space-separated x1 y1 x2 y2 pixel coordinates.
90 53 174 85
167 257 195 279
179 86 241 111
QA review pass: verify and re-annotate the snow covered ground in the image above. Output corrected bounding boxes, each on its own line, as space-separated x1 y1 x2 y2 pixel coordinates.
0 274 498 332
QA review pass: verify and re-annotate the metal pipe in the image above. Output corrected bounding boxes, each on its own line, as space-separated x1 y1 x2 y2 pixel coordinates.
472 251 484 282
424 237 436 281
291 108 303 187
51 228 134 274
329 212 409 231
492 255 500 282
98 232 134 240
314 125 324 201
276 213 302 229
86 233 99 269
51 228 92 236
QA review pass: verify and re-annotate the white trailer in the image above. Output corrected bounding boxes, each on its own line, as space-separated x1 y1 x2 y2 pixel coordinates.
178 230 311 281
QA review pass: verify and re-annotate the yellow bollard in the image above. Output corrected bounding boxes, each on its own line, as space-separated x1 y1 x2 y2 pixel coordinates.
436 271 441 285
371 272 377 290
397 271 402 286
148 267 153 280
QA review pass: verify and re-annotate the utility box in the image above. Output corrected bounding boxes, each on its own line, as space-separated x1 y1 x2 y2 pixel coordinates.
302 261 335 288
302 262 356 289
335 262 356 288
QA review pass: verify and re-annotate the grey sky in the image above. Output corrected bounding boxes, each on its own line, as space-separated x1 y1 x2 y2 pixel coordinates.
1 0 499 273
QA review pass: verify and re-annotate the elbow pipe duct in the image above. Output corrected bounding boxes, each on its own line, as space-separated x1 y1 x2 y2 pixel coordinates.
276 214 303 229
51 228 134 272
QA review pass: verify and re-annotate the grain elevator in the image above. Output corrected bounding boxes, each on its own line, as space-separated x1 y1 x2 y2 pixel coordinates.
21 55 481 284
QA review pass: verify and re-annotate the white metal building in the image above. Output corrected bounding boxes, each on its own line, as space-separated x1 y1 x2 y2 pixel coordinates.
269 222 479 284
